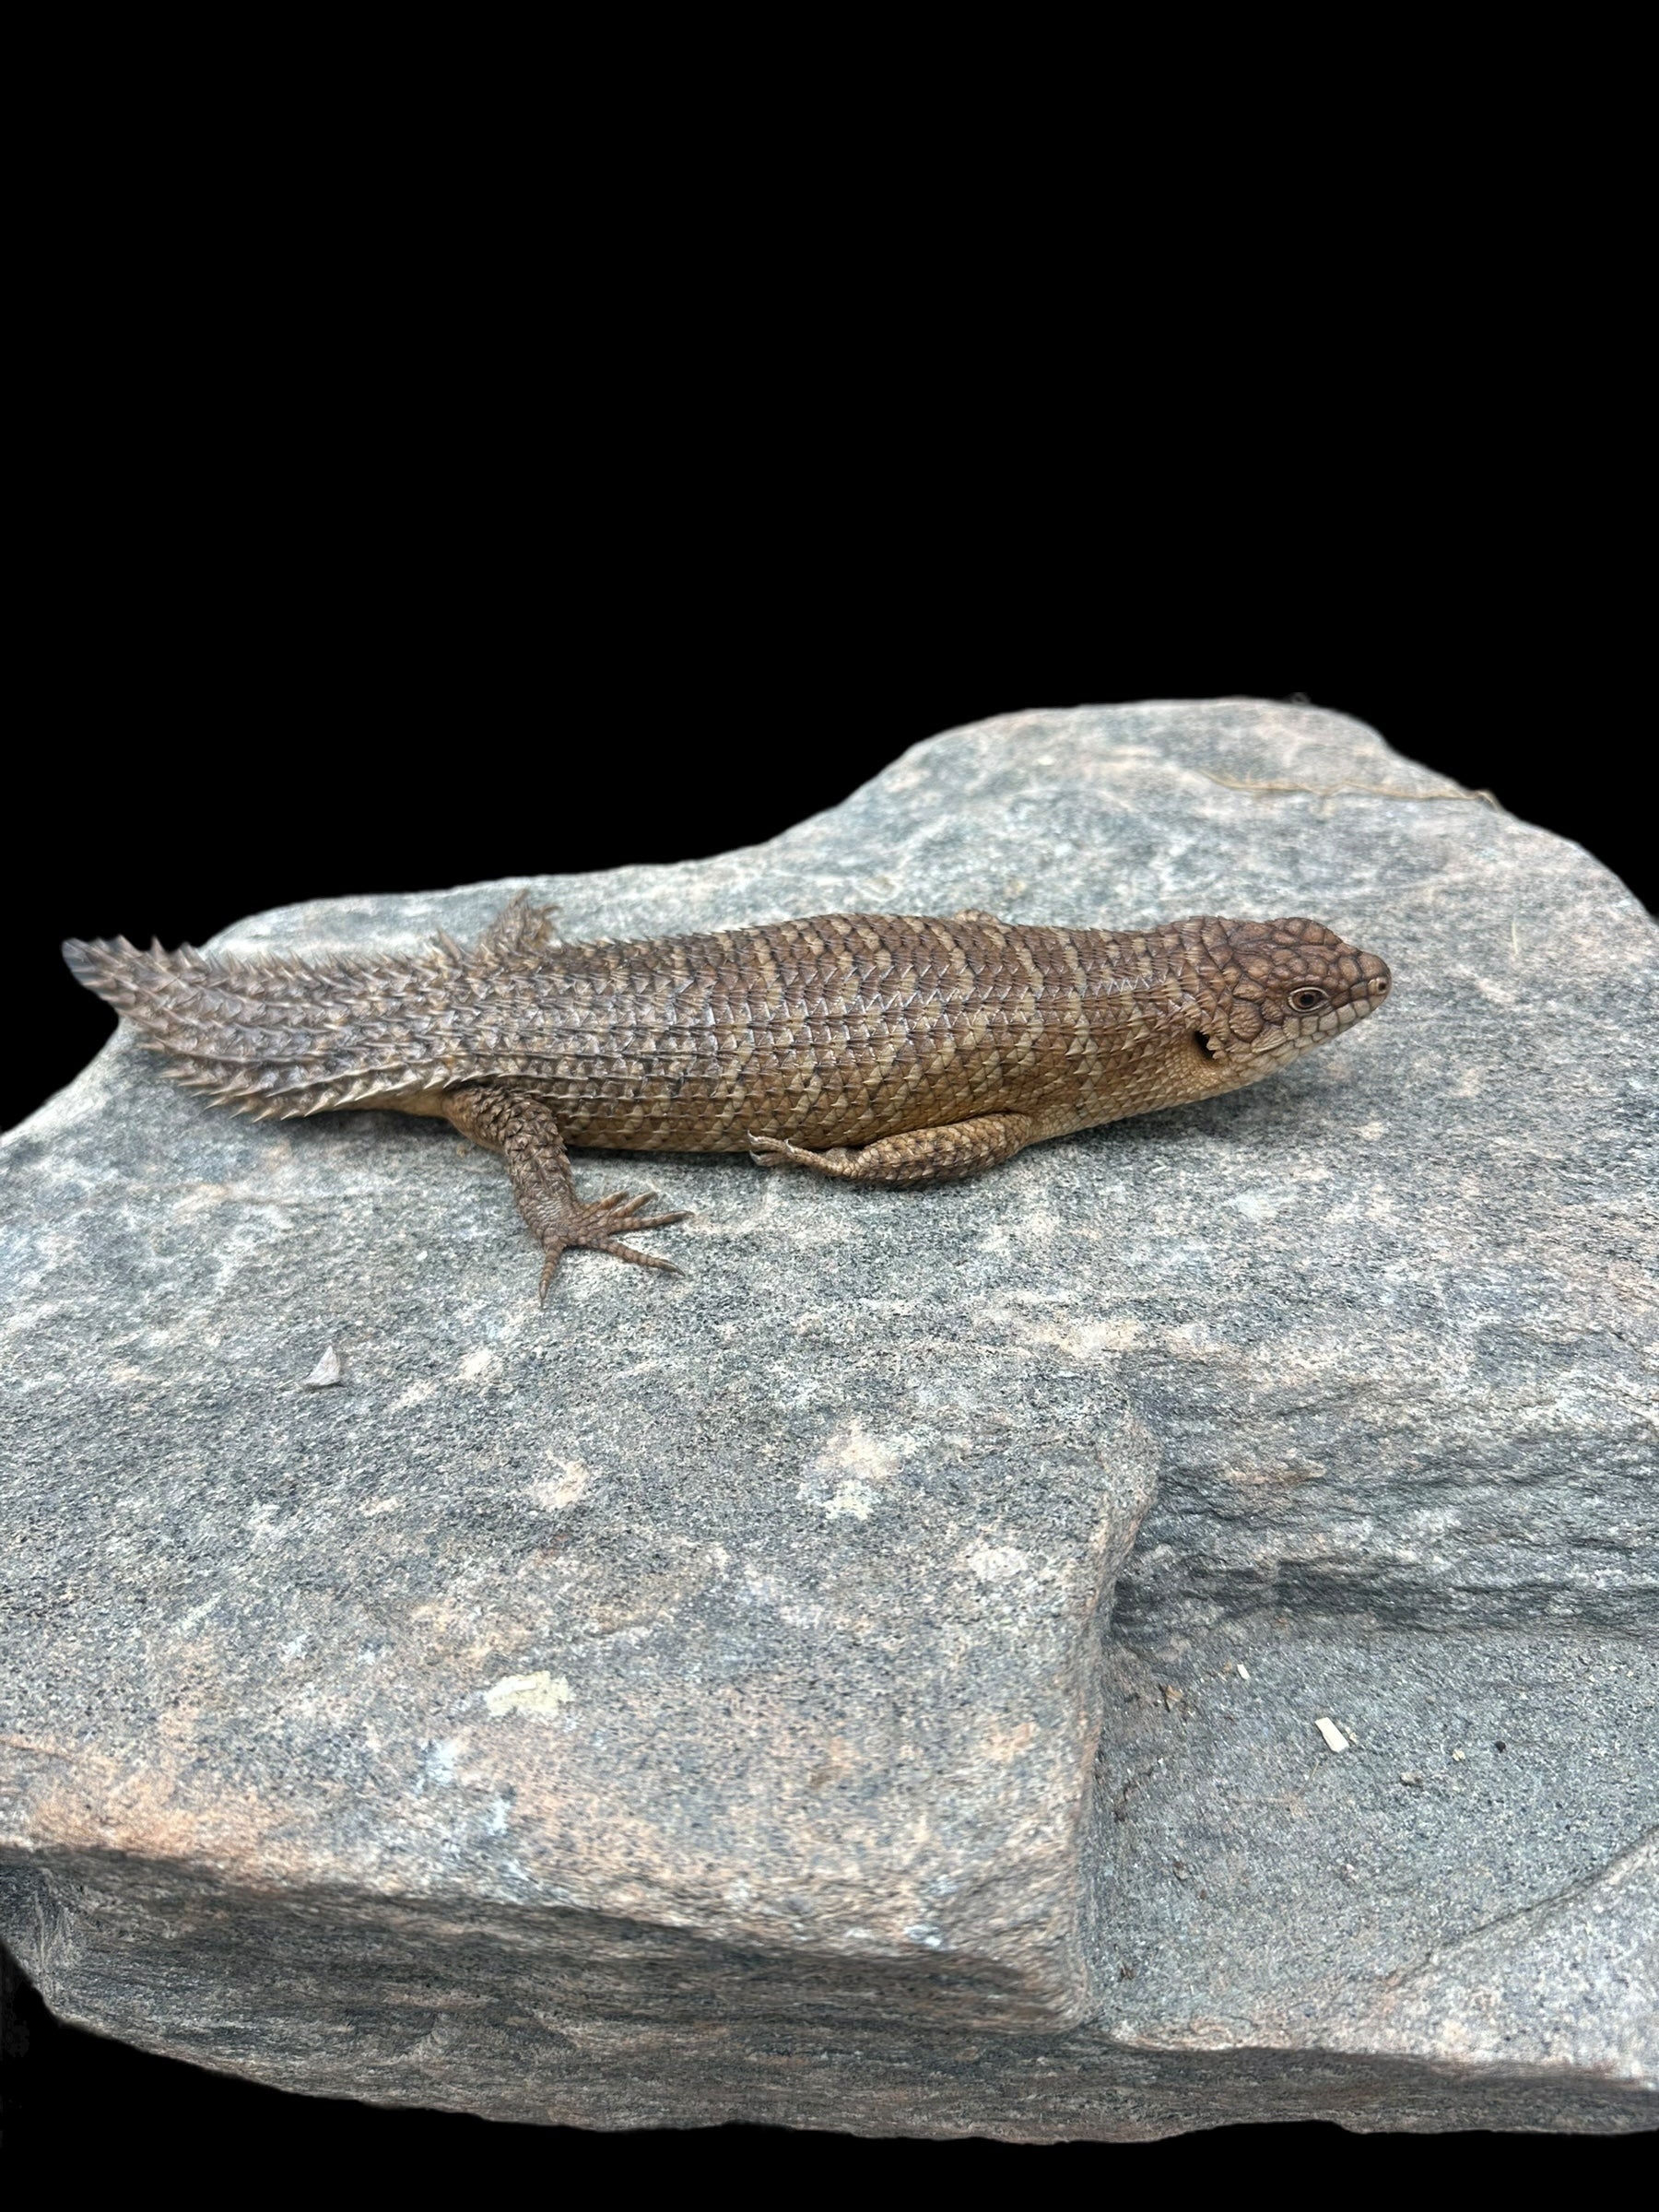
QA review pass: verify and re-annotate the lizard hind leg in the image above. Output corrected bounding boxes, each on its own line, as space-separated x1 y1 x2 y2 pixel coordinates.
749 1112 1036 1189
443 1086 688 1295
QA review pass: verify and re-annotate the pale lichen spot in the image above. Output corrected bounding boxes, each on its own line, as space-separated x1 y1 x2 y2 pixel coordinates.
458 1347 500 1382
483 1670 573 1718
420 1739 459 1787
965 1544 1030 1585
798 1419 909 1520
982 1718 1040 1762
1077 1314 1143 1353
173 1592 224 1636
531 1458 594 1512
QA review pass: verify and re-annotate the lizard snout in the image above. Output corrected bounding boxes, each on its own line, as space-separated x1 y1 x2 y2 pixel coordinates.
1341 951 1392 1024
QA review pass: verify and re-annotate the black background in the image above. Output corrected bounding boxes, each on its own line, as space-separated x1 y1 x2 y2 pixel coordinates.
5 34 1652 2179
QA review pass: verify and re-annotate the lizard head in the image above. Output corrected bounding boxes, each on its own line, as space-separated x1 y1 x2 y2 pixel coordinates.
1189 917 1392 1084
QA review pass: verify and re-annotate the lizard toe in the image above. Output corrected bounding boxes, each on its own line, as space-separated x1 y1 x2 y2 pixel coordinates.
747 1135 852 1178
597 1239 679 1271
532 1187 687 1296
748 1135 808 1169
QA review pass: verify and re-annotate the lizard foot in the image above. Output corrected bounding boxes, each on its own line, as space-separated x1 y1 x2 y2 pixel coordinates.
748 1113 1036 1187
535 1191 690 1299
747 1135 854 1178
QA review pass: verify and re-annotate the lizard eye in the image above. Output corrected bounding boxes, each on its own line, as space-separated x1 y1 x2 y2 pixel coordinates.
1287 986 1329 1012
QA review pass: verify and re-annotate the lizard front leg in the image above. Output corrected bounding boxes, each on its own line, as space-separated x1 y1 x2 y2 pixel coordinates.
749 1112 1036 1188
444 1086 688 1295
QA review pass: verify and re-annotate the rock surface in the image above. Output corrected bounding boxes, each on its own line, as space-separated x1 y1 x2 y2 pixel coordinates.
2 700 1654 2137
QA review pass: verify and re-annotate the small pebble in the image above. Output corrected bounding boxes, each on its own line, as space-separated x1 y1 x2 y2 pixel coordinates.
1315 1716 1349 1753
304 1346 343 1389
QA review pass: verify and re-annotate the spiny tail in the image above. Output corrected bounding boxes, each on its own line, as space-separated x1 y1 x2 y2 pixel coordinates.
63 894 558 1120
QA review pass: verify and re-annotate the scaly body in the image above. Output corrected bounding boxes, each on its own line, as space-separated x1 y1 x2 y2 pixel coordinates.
65 896 1392 1292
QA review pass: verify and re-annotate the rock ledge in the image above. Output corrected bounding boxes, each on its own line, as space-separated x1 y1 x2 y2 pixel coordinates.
3 701 1654 2136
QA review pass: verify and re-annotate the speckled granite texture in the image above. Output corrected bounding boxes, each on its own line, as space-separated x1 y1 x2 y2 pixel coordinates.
3 700 1653 2136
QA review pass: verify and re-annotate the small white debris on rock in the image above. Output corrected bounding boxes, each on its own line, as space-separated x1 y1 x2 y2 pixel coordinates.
1315 1716 1349 1752
1400 1771 1423 1785
303 1345 342 1389
1236 1664 1251 1681
1453 1747 1466 1761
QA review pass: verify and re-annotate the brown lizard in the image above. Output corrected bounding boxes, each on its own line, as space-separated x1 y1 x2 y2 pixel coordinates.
65 898 1392 1294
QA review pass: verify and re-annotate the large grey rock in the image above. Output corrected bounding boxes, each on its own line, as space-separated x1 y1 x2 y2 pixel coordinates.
2 700 1654 2137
